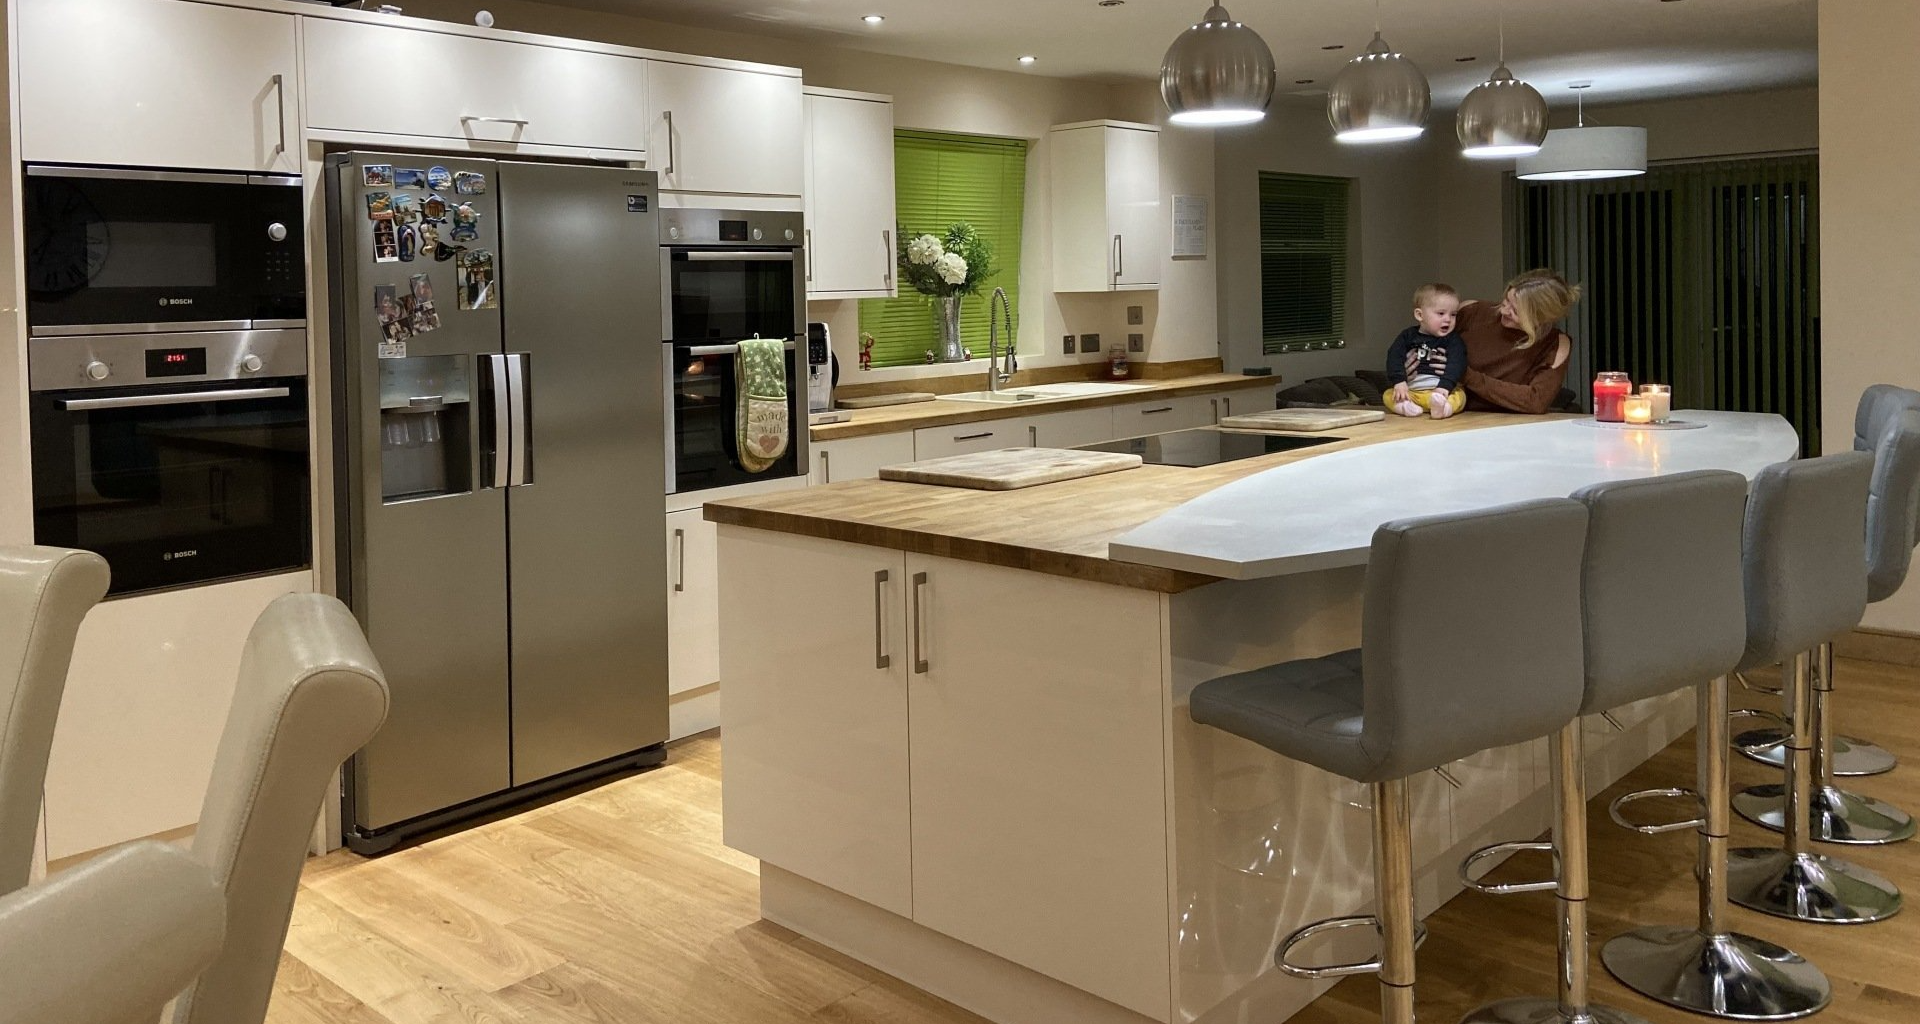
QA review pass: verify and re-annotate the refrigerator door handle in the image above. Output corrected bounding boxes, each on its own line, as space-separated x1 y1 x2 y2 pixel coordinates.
505 353 533 487
483 354 511 488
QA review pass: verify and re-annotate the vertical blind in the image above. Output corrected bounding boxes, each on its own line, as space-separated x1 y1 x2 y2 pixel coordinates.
1509 154 1821 452
858 130 1028 368
1259 172 1351 354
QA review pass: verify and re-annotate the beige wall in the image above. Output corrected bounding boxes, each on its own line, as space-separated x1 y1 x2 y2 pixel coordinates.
1821 1 1920 633
401 1 1217 375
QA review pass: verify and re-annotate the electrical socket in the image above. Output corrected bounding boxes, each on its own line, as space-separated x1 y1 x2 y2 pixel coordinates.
1079 333 1101 353
1127 305 1144 325
1062 334 1075 355
1128 333 1145 352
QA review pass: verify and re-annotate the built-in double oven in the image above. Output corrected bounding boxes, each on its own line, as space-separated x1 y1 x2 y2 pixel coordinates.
661 208 807 493
23 165 311 597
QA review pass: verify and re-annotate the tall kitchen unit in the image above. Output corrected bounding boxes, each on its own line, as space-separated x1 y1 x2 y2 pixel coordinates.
328 153 667 853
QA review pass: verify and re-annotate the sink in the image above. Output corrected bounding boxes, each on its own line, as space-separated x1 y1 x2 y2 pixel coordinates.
1018 382 1155 397
942 390 1044 403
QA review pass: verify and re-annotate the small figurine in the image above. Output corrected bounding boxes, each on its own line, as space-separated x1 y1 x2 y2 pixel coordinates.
859 331 876 371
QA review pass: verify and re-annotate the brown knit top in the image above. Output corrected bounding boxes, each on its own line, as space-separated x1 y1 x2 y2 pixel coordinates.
1456 301 1571 414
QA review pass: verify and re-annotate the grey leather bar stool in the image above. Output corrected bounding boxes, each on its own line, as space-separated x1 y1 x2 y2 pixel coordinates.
1461 471 1750 1024
1190 499 1590 1024
1601 458 1870 1018
1737 384 1920 779
1716 451 1906 924
1734 403 1920 846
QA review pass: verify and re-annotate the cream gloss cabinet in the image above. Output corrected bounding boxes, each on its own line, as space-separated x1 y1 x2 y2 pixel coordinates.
17 0 298 172
1049 120 1163 292
647 61 804 197
803 88 897 298
665 508 720 704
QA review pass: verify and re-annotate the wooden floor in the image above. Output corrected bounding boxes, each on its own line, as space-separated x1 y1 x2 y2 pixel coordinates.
270 658 1920 1024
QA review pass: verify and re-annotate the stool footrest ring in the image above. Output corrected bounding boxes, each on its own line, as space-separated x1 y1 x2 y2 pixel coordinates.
1275 915 1429 980
1608 787 1706 834
1460 840 1559 894
1728 708 1792 753
1734 670 1784 697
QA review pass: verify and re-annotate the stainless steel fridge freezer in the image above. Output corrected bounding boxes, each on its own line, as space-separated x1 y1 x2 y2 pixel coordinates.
328 153 667 853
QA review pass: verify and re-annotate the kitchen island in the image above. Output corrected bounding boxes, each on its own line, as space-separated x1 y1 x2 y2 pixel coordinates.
705 411 1798 1024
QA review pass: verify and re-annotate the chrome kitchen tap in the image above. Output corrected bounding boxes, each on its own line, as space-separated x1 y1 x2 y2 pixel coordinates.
986 286 1017 393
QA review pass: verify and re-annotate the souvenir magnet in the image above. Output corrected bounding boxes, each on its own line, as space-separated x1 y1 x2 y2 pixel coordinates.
433 242 466 264
427 166 454 191
363 164 394 188
454 171 488 195
398 224 417 263
365 191 394 221
372 220 400 263
450 203 480 242
408 273 442 335
390 193 417 224
419 224 440 257
422 194 449 222
395 168 427 190
457 249 498 311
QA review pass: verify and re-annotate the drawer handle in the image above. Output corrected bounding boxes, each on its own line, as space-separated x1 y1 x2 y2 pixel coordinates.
874 569 891 670
912 571 929 674
461 115 531 127
1028 425 1038 446
819 449 831 484
1141 406 1174 414
954 431 994 442
672 528 685 593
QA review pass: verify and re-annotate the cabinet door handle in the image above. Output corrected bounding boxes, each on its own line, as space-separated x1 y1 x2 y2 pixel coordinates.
1222 395 1231 417
883 230 894 288
1142 405 1174 415
663 110 676 176
672 528 686 592
873 569 891 670
1028 425 1038 446
818 448 831 484
954 431 994 442
1113 234 1124 282
271 73 287 156
461 115 531 127
911 571 929 674
805 228 814 283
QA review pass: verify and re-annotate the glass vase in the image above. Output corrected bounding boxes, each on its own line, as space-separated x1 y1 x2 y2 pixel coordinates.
934 295 967 363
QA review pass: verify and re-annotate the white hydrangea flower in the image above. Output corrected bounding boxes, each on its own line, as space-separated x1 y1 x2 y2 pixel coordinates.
907 234 945 265
935 252 968 285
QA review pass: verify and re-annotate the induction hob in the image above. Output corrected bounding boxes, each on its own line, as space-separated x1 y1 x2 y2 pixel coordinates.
1075 427 1344 467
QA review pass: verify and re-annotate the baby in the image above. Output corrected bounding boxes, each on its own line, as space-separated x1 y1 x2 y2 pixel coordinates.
1384 283 1468 419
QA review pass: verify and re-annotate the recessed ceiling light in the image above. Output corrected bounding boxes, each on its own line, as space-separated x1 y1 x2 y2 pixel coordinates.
861 14 883 24
1097 0 1124 6
1295 78 1314 84
1018 55 1037 65
1455 56 1478 63
1321 44 1345 51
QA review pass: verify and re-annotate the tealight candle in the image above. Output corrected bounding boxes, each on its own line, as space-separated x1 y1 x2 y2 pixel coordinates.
1640 384 1672 424
1623 396 1654 425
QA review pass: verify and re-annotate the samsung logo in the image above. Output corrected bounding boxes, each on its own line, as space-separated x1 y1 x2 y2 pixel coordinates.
162 550 198 561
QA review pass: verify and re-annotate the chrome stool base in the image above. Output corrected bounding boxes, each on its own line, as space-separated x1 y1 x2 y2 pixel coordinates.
1732 782 1917 845
1726 848 1903 923
1600 927 1830 1021
1458 997 1652 1024
1733 728 1897 777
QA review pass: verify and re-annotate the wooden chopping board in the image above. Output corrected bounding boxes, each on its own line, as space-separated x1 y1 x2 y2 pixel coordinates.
836 392 937 409
1220 407 1385 432
879 448 1142 490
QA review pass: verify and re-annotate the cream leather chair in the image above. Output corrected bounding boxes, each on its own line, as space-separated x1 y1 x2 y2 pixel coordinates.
0 545 110 895
0 841 224 1024
168 592 389 1024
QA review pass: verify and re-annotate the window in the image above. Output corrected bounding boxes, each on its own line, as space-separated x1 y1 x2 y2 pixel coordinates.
1258 172 1351 355
859 131 1028 368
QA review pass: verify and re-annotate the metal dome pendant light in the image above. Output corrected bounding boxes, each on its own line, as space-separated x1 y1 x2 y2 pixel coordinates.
1456 15 1548 158
1327 0 1429 143
1160 4 1277 127
1517 83 1648 180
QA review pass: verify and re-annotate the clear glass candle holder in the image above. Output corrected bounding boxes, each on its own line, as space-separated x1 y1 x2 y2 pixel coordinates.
1639 383 1672 423
1622 395 1654 425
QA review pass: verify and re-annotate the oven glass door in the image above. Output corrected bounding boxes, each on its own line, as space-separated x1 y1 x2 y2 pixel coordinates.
665 247 799 344
30 378 312 597
23 169 305 332
670 343 800 492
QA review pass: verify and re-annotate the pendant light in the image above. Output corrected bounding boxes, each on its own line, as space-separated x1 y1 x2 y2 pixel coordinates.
1160 4 1276 127
1517 83 1648 180
1455 16 1547 158
1327 1 1429 143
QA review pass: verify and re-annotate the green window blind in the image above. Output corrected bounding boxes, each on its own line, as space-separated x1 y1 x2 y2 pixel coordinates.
1258 172 1351 354
859 131 1028 368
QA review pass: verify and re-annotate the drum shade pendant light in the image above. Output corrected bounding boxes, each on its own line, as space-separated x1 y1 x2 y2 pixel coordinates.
1456 17 1547 158
1517 84 1647 180
1327 2 1429 142
1160 4 1276 127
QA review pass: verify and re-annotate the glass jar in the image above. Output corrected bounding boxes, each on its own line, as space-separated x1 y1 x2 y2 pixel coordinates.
1593 372 1633 422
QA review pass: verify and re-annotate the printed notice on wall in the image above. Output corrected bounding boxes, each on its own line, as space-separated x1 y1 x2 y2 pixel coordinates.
1172 194 1209 259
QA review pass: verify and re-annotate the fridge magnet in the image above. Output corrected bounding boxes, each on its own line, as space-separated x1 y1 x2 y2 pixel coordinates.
427 166 454 191
373 284 412 353
391 193 417 224
450 203 480 242
421 194 449 223
372 220 400 263
365 191 394 221
418 223 440 257
398 224 417 263
363 164 395 188
408 273 442 334
454 171 488 195
457 249 498 311
433 242 467 264
395 167 427 190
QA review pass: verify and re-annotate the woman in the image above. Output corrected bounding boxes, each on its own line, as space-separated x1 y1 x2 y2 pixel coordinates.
1420 269 1582 414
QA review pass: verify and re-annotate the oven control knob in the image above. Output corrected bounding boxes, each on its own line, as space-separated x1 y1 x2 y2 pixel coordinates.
784 229 795 241
751 228 764 241
241 354 263 373
668 226 680 240
85 360 109 381
267 222 289 243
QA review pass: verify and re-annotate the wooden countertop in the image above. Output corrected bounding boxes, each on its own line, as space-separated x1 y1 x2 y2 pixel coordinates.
811 373 1281 441
709 412 1553 593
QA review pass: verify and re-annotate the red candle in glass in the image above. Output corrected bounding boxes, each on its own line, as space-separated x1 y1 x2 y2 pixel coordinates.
1593 372 1633 422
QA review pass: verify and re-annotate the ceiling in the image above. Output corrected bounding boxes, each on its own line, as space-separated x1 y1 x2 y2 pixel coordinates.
546 0 1816 107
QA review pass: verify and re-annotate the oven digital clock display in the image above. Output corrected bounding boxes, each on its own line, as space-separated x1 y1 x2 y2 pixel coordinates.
145 347 207 377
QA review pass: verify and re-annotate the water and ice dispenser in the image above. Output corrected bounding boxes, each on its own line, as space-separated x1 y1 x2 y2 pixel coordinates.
379 356 472 501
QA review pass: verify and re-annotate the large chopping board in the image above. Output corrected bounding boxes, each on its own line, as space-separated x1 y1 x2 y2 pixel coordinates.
836 392 937 409
1220 407 1385 432
879 448 1142 490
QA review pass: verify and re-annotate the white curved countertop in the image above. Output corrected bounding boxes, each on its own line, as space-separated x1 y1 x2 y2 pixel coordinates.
1109 410 1799 580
